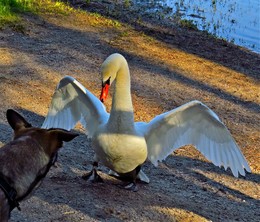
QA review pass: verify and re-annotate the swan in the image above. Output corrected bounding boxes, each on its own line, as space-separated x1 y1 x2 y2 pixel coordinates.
42 53 251 191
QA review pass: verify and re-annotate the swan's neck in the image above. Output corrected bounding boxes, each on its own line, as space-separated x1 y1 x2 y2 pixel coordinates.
108 63 134 132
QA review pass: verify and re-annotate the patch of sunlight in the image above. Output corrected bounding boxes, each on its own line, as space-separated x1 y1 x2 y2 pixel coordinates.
151 206 209 222
192 169 260 200
39 0 75 15
0 75 60 127
17 196 89 220
109 31 259 104
0 48 14 65
0 48 88 119
71 10 122 28
74 10 122 28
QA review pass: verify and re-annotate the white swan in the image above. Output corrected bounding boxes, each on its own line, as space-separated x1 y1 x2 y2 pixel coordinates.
42 53 251 190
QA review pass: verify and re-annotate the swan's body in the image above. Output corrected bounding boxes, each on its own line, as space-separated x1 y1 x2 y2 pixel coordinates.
42 53 251 187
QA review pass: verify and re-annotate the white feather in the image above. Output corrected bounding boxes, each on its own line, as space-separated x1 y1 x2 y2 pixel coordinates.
42 76 109 137
137 100 251 177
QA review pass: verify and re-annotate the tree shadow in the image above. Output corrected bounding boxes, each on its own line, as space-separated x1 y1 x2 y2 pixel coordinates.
0 106 257 221
2 16 259 116
3 109 257 221
31 148 259 221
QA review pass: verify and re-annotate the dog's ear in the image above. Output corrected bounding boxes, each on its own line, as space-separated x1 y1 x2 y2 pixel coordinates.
6 109 32 131
54 129 79 142
47 129 79 153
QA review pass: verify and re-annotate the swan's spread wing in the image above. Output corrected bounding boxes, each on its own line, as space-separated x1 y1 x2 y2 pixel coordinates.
140 100 250 177
42 76 109 137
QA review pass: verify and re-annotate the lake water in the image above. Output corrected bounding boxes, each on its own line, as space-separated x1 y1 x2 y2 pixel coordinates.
133 0 260 53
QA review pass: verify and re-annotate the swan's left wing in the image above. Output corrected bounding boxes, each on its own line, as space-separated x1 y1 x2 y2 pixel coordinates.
42 76 109 137
137 100 251 177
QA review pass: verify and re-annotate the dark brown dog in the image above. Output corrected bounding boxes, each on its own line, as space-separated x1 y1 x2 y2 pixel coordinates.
0 109 78 221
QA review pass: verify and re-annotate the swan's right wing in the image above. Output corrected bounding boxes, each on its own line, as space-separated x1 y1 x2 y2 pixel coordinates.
42 76 109 137
138 100 250 177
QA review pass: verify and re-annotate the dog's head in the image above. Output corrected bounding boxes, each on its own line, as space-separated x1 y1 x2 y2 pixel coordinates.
6 109 79 157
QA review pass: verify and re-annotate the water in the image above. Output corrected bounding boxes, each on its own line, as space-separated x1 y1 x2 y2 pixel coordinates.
133 0 260 53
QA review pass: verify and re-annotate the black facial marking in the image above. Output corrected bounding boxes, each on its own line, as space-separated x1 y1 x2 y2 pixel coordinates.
102 77 111 87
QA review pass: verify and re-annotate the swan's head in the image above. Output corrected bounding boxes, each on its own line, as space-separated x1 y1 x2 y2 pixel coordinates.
100 53 127 102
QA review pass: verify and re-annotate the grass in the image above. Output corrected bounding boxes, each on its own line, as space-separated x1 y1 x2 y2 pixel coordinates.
0 0 74 29
0 0 34 15
0 0 35 27
0 0 122 30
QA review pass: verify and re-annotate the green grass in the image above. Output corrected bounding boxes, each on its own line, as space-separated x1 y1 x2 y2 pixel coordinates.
0 0 34 14
0 0 123 30
0 0 74 29
0 0 34 25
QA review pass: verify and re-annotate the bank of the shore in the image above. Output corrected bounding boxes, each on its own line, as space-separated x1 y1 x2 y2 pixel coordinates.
73 0 260 78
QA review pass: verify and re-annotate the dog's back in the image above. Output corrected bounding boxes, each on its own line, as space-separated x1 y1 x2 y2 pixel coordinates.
0 137 50 195
0 109 78 221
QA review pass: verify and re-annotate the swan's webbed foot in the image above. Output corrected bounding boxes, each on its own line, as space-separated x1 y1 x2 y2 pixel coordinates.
117 181 138 192
82 170 93 180
123 182 138 192
82 162 104 183
114 165 142 192
82 168 104 183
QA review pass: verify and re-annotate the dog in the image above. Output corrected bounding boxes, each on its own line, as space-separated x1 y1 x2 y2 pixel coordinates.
0 109 78 221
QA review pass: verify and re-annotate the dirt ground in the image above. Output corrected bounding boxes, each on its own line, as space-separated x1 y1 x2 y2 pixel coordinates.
0 1 260 221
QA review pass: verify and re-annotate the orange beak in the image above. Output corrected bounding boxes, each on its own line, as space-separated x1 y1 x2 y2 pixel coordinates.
100 82 110 103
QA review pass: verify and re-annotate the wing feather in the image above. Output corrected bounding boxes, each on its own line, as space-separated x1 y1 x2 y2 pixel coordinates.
138 100 250 177
42 76 109 137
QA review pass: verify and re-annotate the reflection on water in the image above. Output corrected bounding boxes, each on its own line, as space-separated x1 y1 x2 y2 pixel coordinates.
133 0 260 53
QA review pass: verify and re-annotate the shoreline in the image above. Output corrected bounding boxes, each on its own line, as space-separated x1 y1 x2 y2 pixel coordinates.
75 0 260 80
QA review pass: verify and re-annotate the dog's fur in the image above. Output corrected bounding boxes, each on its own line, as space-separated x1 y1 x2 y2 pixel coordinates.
0 109 78 221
